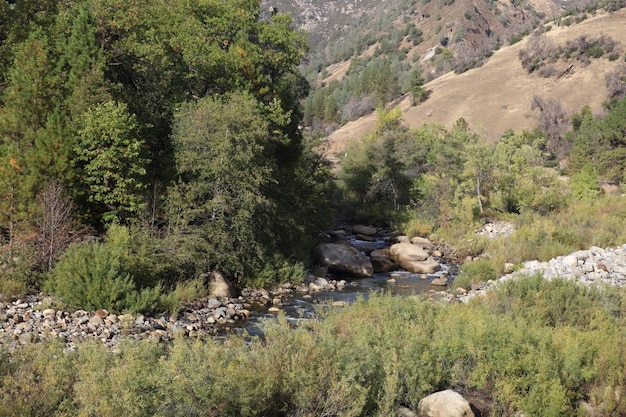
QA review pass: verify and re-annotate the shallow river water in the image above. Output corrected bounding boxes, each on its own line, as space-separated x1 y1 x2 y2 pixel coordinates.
229 236 455 337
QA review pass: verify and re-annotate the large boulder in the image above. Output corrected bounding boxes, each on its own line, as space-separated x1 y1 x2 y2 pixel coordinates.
410 236 435 252
370 248 399 273
390 243 429 262
418 390 475 417
208 270 238 298
314 243 373 277
389 243 441 273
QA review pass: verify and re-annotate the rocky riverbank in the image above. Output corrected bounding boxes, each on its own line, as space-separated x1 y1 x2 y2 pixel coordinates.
0 278 352 352
4 220 626 351
457 243 626 303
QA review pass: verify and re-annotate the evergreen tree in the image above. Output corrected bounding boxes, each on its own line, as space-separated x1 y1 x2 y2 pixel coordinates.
409 67 427 106
62 0 109 119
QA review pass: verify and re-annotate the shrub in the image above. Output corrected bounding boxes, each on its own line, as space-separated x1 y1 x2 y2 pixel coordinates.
45 225 165 313
46 239 137 312
0 340 75 417
455 258 500 289
571 163 601 200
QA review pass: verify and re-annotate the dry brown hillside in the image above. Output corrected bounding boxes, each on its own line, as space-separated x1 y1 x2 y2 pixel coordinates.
321 8 626 163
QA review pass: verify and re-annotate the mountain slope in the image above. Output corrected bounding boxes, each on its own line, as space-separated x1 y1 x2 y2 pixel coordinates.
319 8 626 163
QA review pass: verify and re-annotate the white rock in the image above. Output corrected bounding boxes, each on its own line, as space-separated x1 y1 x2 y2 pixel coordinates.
562 255 578 268
418 389 475 417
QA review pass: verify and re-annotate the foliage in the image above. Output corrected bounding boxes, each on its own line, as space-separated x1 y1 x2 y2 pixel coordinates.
5 278 626 415
571 163 601 200
0 0 331 292
454 257 501 289
166 92 331 285
45 225 166 314
519 32 621 76
74 100 148 224
568 96 626 184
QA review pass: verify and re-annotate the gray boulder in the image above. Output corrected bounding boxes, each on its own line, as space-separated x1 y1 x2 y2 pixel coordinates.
314 243 373 277
418 389 475 417
352 224 378 236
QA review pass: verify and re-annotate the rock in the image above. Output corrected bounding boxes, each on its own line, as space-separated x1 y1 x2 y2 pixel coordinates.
410 236 435 252
418 390 475 417
397 406 417 417
390 242 428 261
352 224 377 236
42 309 56 319
331 301 347 307
371 248 399 273
562 255 578 268
314 243 373 277
208 270 238 298
395 235 411 244
355 233 376 242
389 242 441 273
95 309 109 318
89 315 104 325
430 276 448 286
268 307 281 313
387 278 396 284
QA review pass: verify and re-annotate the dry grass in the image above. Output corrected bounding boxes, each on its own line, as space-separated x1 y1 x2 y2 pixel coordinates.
319 8 626 164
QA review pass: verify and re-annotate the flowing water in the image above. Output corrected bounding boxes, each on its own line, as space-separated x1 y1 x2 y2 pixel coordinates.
226 236 456 337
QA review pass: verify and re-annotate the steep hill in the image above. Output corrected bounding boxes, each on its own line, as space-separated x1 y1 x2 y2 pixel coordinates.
319 8 626 163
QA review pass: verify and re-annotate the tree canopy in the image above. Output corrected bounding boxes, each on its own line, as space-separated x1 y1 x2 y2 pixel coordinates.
0 0 332 289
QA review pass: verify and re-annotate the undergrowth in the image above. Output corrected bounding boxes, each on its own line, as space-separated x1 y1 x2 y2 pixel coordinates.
2 277 626 416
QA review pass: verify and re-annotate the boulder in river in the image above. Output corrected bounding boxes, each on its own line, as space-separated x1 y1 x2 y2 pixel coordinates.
208 270 238 298
389 243 441 274
410 236 435 252
370 248 399 273
314 243 374 277
352 224 378 236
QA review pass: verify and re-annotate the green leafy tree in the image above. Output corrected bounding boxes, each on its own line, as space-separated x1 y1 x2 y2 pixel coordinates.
166 93 275 281
568 97 626 183
74 100 148 224
571 163 601 200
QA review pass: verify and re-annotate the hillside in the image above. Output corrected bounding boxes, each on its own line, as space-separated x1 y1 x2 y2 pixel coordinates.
320 8 626 163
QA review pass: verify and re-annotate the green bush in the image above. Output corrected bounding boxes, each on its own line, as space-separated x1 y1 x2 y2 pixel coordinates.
45 225 164 314
455 257 500 289
46 239 137 312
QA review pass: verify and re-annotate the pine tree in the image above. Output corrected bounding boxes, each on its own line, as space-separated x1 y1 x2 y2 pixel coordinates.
62 1 109 119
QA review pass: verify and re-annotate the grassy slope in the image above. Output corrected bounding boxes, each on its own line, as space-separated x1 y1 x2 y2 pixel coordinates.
320 8 626 164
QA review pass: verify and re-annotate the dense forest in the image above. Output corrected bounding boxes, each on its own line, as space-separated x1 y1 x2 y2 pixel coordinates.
0 0 336 310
